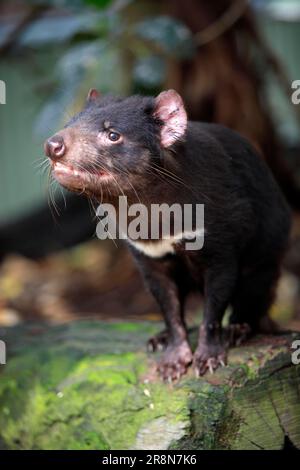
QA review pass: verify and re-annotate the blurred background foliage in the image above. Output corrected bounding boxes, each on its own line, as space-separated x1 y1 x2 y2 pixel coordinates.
1 0 300 218
1 0 300 327
0 0 198 219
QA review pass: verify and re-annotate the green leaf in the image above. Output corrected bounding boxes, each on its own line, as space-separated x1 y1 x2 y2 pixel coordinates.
19 12 103 47
135 15 196 59
57 40 108 79
133 55 166 88
26 0 85 7
34 40 108 136
84 0 112 8
34 39 131 136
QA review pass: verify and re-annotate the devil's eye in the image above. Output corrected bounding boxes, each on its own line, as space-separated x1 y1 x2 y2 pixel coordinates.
108 131 121 142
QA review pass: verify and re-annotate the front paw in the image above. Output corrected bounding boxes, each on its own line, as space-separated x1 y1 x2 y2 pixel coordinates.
157 341 193 382
193 343 227 376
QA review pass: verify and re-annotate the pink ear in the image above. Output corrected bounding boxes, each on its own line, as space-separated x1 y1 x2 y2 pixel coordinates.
87 88 100 101
154 90 187 147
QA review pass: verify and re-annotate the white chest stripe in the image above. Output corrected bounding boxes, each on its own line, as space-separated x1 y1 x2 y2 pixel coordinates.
127 229 205 258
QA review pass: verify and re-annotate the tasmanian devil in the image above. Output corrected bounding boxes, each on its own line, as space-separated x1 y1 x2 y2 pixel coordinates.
44 89 291 380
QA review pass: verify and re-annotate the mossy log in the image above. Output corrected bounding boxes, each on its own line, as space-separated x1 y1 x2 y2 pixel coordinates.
0 321 299 450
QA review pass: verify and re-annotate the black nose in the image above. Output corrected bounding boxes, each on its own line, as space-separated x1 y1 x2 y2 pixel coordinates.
44 135 66 160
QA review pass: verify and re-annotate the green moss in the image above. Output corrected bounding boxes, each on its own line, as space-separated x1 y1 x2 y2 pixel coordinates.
174 380 228 450
110 322 148 333
0 321 299 449
0 322 189 449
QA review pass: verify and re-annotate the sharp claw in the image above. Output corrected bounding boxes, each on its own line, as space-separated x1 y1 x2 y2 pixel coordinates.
157 343 192 381
194 350 228 377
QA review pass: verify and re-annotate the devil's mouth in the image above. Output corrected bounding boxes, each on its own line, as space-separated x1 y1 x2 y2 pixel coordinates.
52 161 112 188
52 161 88 178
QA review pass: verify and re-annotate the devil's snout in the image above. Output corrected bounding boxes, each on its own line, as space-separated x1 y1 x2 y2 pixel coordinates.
44 134 66 160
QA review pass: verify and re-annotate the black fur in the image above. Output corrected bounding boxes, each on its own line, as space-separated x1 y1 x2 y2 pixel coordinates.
45 93 291 380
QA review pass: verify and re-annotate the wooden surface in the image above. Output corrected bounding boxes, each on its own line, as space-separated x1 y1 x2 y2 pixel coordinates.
0 320 299 450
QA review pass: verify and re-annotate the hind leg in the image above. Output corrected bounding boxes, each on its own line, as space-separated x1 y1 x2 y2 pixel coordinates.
228 263 280 346
147 329 170 352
